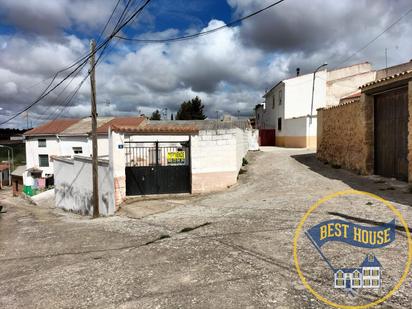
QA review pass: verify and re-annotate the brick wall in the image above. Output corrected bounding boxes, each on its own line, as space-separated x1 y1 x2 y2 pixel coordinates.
317 98 371 174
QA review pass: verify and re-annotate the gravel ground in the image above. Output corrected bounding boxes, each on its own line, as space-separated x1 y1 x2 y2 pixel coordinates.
0 147 411 309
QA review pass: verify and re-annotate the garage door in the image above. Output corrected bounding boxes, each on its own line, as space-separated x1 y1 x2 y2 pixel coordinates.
374 87 408 181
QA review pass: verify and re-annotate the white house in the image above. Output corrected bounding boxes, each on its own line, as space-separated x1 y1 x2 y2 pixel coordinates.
22 117 144 195
53 119 259 215
256 62 376 148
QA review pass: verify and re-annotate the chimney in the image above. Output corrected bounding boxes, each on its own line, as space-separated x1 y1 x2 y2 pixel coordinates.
296 68 300 76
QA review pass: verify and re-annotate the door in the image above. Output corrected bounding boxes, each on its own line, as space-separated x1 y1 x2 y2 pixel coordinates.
374 87 408 181
345 274 351 289
125 141 191 195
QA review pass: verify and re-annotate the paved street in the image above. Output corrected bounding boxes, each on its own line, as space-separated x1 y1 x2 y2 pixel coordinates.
0 147 411 308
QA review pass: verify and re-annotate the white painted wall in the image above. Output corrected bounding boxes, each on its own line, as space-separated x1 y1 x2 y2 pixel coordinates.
191 130 237 174
284 117 307 137
54 156 115 216
258 83 285 130
25 136 60 176
284 71 327 119
25 135 110 176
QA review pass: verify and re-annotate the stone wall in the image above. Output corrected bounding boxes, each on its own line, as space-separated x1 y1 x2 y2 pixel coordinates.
317 98 371 174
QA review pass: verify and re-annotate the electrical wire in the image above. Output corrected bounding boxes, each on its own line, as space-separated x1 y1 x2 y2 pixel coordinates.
0 0 153 126
34 0 150 125
115 0 286 43
337 6 412 66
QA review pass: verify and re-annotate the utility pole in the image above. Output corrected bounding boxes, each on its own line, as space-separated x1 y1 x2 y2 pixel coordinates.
89 39 99 218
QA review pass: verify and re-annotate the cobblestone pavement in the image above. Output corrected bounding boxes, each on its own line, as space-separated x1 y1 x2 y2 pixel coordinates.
0 147 411 308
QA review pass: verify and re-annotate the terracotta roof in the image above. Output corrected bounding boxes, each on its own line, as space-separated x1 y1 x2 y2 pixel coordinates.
112 119 252 134
24 119 80 136
96 117 145 134
114 122 199 134
60 117 113 136
360 70 412 89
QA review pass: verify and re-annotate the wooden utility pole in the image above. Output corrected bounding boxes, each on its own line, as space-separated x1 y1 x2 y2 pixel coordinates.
89 39 99 218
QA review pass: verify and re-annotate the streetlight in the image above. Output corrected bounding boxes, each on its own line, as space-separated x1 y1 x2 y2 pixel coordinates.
310 62 328 124
0 145 14 186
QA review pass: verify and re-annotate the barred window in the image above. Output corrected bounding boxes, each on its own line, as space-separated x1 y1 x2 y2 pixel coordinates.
39 155 49 167
38 139 46 147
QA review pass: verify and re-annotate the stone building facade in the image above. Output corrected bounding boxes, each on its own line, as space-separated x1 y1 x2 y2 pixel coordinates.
317 70 412 182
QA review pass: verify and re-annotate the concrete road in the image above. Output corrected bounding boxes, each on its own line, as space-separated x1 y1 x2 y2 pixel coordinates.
0 148 411 308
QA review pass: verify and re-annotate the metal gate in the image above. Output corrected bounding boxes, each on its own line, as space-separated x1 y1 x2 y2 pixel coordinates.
125 140 191 195
374 87 408 181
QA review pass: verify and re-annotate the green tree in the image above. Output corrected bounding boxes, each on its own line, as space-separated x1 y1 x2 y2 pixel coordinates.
150 110 161 120
176 96 206 120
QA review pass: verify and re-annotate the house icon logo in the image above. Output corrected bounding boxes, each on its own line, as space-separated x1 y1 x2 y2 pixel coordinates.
293 190 412 308
304 218 396 296
334 254 381 292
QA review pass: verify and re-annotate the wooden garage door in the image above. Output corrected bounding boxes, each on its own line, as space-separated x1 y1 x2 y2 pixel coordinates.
374 87 408 181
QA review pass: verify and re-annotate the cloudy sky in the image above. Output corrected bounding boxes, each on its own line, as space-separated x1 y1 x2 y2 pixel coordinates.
0 0 411 128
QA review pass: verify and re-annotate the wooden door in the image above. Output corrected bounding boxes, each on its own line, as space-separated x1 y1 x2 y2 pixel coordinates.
374 88 408 181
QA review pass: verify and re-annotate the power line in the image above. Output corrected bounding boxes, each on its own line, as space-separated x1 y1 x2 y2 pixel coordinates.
115 0 286 43
337 6 412 66
33 0 150 125
0 0 153 127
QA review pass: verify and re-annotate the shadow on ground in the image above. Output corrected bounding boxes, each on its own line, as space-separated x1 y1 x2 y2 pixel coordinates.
292 153 412 208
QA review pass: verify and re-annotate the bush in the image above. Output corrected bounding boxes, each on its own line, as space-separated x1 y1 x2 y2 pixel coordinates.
242 158 248 166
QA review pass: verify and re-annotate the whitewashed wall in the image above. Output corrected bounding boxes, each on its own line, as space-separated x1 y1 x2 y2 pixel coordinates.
54 156 115 216
26 136 60 175
284 71 327 119
25 135 110 176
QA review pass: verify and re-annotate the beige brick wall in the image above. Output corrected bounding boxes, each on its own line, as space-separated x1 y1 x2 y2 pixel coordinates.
317 98 371 174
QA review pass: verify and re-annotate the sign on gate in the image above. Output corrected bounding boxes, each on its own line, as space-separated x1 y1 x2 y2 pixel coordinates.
167 151 186 164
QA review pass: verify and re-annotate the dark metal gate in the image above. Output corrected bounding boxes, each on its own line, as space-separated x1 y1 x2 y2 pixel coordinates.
374 87 408 181
125 140 191 195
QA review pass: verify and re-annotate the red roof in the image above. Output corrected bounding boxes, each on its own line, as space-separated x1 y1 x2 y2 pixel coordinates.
113 122 199 134
96 117 145 134
24 119 80 136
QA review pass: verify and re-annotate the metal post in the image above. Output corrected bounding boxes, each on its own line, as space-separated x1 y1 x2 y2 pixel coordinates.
0 145 13 186
7 149 10 186
155 141 159 166
89 39 99 218
310 63 327 125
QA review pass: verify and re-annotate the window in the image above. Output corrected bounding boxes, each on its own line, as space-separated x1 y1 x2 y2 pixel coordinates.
353 271 360 278
372 269 379 276
364 279 371 286
352 279 361 286
335 279 344 286
277 117 282 131
368 254 374 262
39 155 49 167
336 272 343 279
278 90 282 105
38 139 46 147
272 96 275 109
73 147 83 154
372 279 379 286
363 269 370 276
